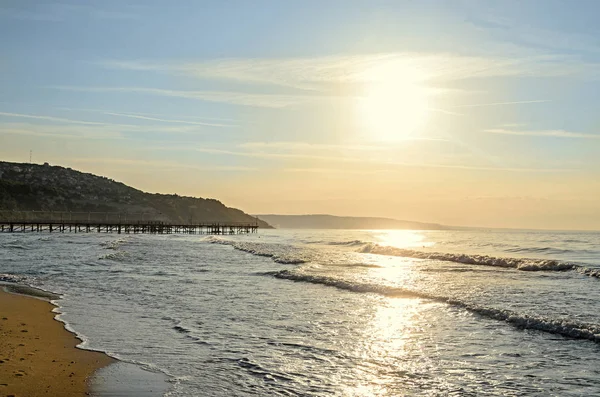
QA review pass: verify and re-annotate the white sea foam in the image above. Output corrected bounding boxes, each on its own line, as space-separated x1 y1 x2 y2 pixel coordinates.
99 237 130 250
356 243 600 277
0 273 26 283
271 269 600 343
205 236 309 264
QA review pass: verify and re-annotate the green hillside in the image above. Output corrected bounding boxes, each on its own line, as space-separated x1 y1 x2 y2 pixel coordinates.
0 161 271 227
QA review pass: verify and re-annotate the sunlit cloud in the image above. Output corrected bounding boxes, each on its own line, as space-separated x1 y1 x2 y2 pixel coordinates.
87 53 598 112
102 52 600 91
148 144 570 173
485 128 600 139
239 140 446 152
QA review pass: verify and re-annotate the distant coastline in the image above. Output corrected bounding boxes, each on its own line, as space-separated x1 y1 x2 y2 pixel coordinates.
255 214 457 230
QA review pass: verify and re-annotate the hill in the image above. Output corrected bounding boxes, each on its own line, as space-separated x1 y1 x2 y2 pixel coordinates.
255 214 450 230
0 161 271 227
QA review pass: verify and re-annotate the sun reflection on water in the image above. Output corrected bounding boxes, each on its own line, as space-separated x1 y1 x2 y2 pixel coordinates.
344 297 425 396
374 230 435 249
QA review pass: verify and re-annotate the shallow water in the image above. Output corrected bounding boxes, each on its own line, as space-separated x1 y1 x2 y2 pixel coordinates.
1 229 600 396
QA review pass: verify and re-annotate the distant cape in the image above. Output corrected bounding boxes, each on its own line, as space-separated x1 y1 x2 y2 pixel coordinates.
255 214 452 230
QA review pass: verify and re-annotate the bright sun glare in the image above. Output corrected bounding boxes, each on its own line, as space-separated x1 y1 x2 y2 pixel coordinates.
357 63 431 142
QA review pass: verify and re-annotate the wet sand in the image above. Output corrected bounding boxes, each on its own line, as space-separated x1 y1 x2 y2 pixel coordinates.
0 286 114 397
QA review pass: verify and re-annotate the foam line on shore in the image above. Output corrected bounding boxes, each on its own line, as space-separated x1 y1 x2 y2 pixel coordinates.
1 280 171 397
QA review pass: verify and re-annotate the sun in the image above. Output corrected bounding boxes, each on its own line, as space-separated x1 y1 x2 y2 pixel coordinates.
356 66 431 142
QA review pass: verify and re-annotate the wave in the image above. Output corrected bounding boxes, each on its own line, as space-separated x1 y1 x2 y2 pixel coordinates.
204 236 308 265
173 325 191 334
323 262 383 269
202 237 600 279
100 238 129 250
0 273 26 283
358 243 600 272
270 270 600 343
360 244 600 279
325 239 368 247
0 243 28 250
99 251 130 262
169 321 209 345
576 267 600 279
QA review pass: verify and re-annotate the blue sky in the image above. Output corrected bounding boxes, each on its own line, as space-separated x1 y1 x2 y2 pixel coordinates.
1 0 600 229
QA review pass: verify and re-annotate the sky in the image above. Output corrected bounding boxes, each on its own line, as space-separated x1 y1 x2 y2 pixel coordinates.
1 0 600 230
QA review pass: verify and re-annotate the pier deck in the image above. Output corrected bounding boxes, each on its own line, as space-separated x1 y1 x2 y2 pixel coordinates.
0 221 258 235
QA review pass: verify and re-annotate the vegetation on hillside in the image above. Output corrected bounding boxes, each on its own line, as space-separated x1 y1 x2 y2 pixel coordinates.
0 161 271 227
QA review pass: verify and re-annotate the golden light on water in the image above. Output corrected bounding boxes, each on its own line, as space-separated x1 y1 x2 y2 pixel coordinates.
346 297 423 396
375 230 435 249
357 62 431 142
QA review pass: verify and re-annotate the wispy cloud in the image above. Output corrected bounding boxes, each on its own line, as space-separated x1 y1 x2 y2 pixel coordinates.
238 140 446 152
0 112 209 134
485 128 600 139
465 8 600 55
87 52 599 110
57 107 241 125
68 157 256 172
0 120 214 141
0 122 123 140
0 111 107 126
102 112 235 127
452 100 550 108
102 52 600 91
51 86 314 108
148 144 569 173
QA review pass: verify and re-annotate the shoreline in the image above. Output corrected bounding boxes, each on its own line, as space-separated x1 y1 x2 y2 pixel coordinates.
0 285 115 396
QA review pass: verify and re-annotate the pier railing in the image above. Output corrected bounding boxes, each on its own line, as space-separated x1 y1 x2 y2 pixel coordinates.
0 211 259 234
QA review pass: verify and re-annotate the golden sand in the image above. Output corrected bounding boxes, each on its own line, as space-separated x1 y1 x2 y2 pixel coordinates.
0 287 114 397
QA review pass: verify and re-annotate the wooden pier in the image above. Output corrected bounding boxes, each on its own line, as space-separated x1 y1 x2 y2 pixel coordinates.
0 221 258 235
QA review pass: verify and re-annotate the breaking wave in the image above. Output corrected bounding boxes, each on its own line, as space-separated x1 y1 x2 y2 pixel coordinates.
204 236 308 264
270 270 600 343
100 237 129 250
202 237 600 279
99 251 130 262
325 240 367 247
358 243 600 278
0 273 26 283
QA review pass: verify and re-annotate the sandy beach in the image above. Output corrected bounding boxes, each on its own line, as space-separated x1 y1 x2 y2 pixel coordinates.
0 286 114 397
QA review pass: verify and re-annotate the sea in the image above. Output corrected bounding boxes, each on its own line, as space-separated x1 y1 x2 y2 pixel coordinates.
2 228 600 396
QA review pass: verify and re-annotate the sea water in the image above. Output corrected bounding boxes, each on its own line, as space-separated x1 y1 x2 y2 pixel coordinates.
2 228 600 396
